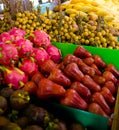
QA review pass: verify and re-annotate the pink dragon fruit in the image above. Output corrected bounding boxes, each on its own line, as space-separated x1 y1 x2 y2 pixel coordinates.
13 39 33 58
0 66 28 89
18 58 38 78
29 30 51 48
31 47 50 67
0 43 19 66
0 32 12 43
9 27 26 38
46 45 62 63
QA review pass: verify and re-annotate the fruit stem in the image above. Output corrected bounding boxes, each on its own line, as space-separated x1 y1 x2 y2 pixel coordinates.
19 81 25 88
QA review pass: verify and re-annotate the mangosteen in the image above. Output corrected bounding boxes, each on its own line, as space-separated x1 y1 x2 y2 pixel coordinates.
15 116 29 129
0 116 10 128
0 87 14 98
2 122 22 130
23 104 36 117
27 106 49 125
10 89 30 110
0 96 8 115
69 123 85 130
55 121 67 130
23 125 43 130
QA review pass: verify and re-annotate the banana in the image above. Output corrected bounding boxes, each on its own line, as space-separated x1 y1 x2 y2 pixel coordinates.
65 8 78 15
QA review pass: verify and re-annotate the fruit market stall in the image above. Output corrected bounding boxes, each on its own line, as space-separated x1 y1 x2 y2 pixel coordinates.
0 0 119 49
0 0 119 130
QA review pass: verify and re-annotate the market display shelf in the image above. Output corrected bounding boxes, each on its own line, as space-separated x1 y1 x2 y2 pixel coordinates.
50 42 119 130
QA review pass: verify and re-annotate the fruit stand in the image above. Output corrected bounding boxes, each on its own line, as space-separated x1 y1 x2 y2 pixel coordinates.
0 0 119 130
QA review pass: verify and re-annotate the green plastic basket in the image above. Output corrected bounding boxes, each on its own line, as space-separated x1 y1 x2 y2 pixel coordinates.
50 42 119 130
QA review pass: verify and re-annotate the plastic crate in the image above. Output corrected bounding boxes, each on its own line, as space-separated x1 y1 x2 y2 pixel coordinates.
50 42 119 130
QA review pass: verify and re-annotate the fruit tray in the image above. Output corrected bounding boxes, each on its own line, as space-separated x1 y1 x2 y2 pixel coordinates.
49 42 119 130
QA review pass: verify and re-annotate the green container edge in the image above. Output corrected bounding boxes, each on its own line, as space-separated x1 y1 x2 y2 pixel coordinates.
52 42 119 70
51 42 119 130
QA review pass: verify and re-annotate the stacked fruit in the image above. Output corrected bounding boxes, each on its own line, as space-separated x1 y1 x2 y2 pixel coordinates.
20 45 119 128
0 27 62 89
56 0 119 28
1 0 119 49
0 88 85 130
0 27 119 128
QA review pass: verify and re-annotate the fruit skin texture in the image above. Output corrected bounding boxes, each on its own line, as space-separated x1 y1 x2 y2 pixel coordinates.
29 30 50 48
103 71 117 84
31 72 44 85
60 89 88 110
63 54 78 66
93 75 106 85
18 58 38 77
74 46 92 58
9 27 26 38
88 102 109 117
31 48 50 67
102 81 116 95
90 63 102 75
48 68 71 87
93 55 106 68
88 103 112 127
2 67 28 89
71 81 91 101
82 75 101 93
64 62 84 82
105 64 119 78
40 59 57 74
0 32 12 43
101 87 115 106
91 92 111 115
46 45 62 63
23 81 37 95
77 61 95 77
83 57 94 66
13 39 33 58
0 43 19 66
37 78 66 99
10 89 30 110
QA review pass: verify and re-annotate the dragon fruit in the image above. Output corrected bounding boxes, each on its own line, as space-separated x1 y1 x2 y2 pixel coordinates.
46 45 62 63
13 39 33 58
9 27 26 38
0 32 12 43
29 30 51 48
31 47 50 67
18 58 38 77
0 66 28 89
0 43 19 66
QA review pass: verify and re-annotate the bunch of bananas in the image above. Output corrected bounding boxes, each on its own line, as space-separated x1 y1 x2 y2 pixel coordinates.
55 0 119 29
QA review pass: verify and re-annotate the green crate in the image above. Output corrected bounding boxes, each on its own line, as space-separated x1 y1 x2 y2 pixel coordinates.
50 42 119 130
52 42 119 70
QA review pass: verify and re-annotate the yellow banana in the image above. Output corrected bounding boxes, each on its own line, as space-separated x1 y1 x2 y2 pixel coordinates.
65 9 78 15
